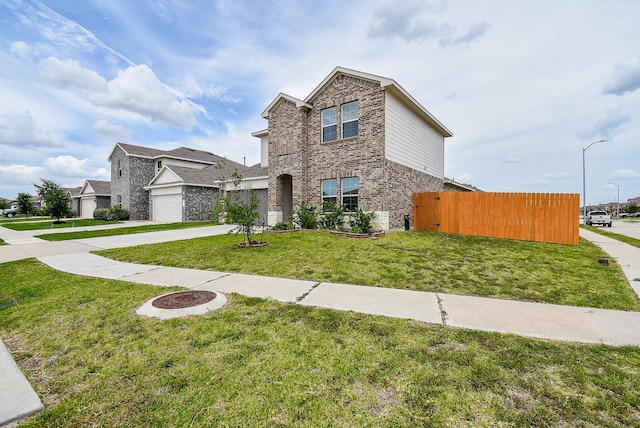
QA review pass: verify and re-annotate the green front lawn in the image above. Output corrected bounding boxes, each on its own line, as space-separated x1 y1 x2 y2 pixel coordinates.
584 225 640 249
97 230 639 311
36 221 221 241
2 219 120 231
2 259 640 427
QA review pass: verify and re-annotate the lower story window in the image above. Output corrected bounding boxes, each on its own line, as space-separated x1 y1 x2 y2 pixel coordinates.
341 177 359 211
321 179 337 210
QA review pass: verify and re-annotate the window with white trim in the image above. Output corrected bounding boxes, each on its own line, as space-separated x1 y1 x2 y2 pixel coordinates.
157 160 162 172
321 179 337 210
341 101 359 138
322 107 337 142
341 177 359 211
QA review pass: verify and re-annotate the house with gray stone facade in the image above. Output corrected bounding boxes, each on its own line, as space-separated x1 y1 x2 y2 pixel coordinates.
75 180 111 218
253 66 453 230
108 143 267 222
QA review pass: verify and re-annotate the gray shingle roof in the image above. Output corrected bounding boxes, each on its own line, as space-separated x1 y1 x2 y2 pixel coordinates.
86 180 111 195
116 143 166 158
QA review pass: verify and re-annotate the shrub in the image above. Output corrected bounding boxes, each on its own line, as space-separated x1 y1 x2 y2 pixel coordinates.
271 221 293 231
291 201 317 229
93 208 109 221
319 202 345 230
107 205 129 221
348 208 376 234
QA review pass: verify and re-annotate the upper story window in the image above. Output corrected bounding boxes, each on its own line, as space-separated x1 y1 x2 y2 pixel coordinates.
321 179 337 210
322 107 337 142
157 160 162 172
341 101 359 139
117 160 122 177
342 177 359 211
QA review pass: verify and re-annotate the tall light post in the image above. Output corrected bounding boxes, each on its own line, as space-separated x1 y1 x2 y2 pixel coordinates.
609 182 620 218
582 139 608 223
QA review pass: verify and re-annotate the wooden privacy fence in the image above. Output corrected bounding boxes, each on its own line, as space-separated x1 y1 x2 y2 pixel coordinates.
413 192 580 245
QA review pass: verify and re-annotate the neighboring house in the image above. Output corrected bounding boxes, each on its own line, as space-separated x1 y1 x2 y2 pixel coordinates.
254 66 453 230
108 143 267 222
64 187 82 217
77 180 111 218
443 178 482 192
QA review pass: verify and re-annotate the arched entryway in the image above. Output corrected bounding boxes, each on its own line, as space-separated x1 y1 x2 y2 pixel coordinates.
278 174 293 222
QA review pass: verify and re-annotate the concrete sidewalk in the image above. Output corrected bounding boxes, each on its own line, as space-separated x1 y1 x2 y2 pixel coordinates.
2 223 640 426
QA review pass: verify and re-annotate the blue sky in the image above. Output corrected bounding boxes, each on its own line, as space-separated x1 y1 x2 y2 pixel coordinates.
1 0 639 206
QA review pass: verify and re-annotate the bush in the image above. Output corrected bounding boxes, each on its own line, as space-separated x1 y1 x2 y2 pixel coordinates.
93 206 129 221
291 201 317 229
271 221 293 231
319 202 345 230
107 205 129 221
93 208 109 221
348 208 376 234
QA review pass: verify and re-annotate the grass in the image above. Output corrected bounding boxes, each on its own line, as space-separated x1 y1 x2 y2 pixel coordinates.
1 219 120 231
585 225 640 249
98 230 639 311
35 221 220 241
2 258 640 427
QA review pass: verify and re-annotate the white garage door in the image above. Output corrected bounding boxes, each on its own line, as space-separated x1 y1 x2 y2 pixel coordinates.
80 198 96 218
153 194 182 222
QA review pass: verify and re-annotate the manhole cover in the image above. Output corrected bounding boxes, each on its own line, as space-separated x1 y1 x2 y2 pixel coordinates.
152 290 217 309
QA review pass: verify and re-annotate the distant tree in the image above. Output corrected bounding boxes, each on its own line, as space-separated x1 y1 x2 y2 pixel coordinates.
627 202 639 215
34 179 70 223
0 200 8 211
16 193 35 218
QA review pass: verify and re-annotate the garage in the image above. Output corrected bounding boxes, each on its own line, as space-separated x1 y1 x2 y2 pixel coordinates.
80 198 96 219
152 193 182 222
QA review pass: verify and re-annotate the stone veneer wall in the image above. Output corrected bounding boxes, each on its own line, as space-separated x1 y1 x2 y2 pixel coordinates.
110 147 154 220
385 159 442 229
267 98 307 215
304 75 387 214
183 187 218 221
96 196 111 211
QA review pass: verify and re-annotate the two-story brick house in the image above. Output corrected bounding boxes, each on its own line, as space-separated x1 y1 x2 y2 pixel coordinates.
254 67 452 230
108 143 267 222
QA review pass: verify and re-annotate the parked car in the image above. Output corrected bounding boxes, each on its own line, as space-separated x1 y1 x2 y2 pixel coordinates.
1 208 18 217
586 210 612 227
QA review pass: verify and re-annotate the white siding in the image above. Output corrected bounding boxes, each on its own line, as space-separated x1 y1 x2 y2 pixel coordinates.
260 136 269 168
159 158 209 169
384 92 444 178
154 169 181 185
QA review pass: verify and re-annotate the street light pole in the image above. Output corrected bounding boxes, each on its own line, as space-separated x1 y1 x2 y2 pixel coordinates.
582 139 608 223
609 182 619 218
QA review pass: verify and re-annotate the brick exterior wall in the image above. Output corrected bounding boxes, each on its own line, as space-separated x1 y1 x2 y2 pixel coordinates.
183 186 218 221
267 74 443 229
110 147 154 220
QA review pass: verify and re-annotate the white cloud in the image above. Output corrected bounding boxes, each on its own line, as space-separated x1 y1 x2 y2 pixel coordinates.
38 58 203 129
92 119 131 141
39 57 108 92
603 57 640 95
42 155 109 179
368 0 490 46
577 107 630 140
454 173 474 184
502 157 519 164
0 110 63 148
611 169 640 179
10 41 31 58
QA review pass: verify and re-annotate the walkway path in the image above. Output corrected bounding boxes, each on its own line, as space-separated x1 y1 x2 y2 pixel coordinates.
1 221 640 425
